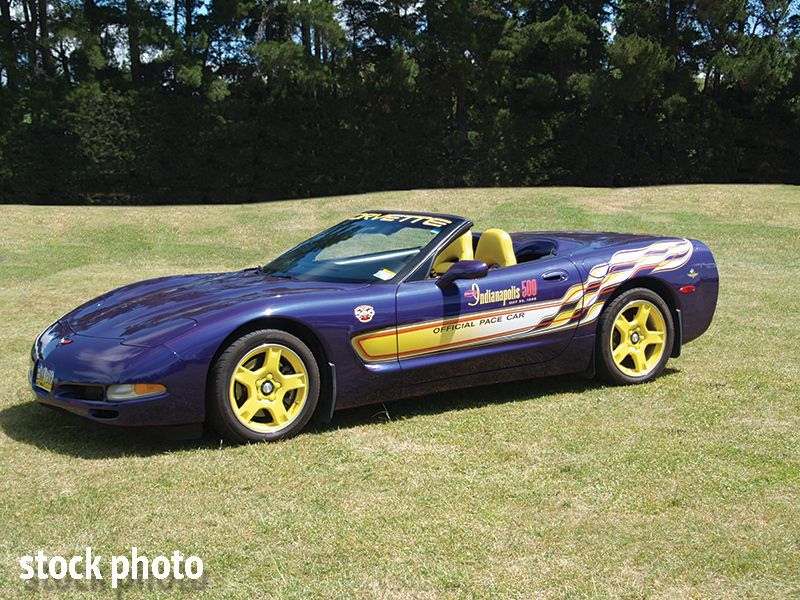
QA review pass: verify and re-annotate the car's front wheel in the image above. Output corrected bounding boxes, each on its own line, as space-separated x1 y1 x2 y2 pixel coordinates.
596 288 674 385
207 329 320 443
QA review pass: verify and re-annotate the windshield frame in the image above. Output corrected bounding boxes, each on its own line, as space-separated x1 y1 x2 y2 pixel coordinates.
260 211 472 285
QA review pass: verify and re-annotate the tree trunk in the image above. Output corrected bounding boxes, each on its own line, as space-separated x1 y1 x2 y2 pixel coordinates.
300 0 311 54
256 0 274 42
38 0 54 77
23 0 39 80
0 0 18 88
184 0 195 41
127 0 141 85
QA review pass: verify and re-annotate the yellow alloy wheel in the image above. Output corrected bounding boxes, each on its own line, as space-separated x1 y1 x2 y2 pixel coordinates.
596 287 674 385
228 343 309 434
609 299 667 377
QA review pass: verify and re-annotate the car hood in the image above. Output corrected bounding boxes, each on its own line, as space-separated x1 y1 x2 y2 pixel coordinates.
64 270 367 346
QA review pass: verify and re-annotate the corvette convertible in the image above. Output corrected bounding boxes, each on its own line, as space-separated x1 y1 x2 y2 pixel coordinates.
30 211 718 443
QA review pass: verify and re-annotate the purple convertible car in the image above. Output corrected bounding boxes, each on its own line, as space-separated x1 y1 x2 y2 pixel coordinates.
30 211 718 443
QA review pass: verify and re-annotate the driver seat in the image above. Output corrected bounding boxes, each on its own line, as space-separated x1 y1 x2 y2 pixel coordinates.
432 231 474 276
475 229 517 269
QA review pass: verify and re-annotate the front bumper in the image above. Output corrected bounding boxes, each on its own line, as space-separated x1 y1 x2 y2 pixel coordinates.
31 321 207 427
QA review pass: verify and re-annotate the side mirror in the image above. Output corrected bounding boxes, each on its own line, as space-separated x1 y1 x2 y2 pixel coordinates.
437 260 489 289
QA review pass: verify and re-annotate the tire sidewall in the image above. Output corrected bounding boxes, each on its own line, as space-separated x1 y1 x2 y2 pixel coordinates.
208 329 320 443
596 288 674 385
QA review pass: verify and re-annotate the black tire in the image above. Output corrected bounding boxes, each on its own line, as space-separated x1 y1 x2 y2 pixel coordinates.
207 329 320 443
596 288 674 385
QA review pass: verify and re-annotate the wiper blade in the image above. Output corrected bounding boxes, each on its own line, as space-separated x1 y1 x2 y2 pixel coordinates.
257 267 294 280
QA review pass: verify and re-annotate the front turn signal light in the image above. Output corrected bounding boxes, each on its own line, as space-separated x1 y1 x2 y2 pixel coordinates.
107 383 167 401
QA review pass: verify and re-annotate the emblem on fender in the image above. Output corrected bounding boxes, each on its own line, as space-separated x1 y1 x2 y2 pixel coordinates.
354 305 375 323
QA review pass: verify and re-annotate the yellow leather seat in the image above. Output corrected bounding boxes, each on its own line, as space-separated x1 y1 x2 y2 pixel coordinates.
432 231 474 276
475 229 517 268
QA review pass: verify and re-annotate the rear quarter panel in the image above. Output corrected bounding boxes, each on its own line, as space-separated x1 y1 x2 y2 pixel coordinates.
676 241 719 344
555 234 717 350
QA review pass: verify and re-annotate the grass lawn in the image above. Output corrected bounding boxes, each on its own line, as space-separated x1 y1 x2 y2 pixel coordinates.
1 185 798 599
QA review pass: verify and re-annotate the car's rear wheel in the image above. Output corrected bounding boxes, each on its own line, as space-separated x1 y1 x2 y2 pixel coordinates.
596 288 674 385
208 329 319 443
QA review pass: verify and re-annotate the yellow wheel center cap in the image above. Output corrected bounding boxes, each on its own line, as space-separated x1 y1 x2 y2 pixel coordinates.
261 380 276 395
630 332 641 344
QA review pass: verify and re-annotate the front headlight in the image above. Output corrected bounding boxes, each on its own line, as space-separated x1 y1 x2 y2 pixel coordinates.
107 383 167 401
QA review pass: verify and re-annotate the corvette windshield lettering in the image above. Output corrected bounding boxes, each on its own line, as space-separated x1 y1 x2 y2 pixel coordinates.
349 212 453 228
29 210 718 443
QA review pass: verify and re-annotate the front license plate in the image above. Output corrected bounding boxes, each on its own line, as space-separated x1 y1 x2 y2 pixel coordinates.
35 361 55 393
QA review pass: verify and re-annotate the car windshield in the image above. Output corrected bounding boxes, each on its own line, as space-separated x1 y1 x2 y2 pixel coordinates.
260 212 456 283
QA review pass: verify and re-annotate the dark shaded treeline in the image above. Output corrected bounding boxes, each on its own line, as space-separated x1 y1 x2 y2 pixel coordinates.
1 0 798 204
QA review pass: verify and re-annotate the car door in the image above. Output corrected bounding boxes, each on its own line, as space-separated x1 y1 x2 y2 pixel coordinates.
394 257 583 388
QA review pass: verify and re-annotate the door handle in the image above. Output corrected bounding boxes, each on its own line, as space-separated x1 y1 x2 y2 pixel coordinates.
542 269 569 282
